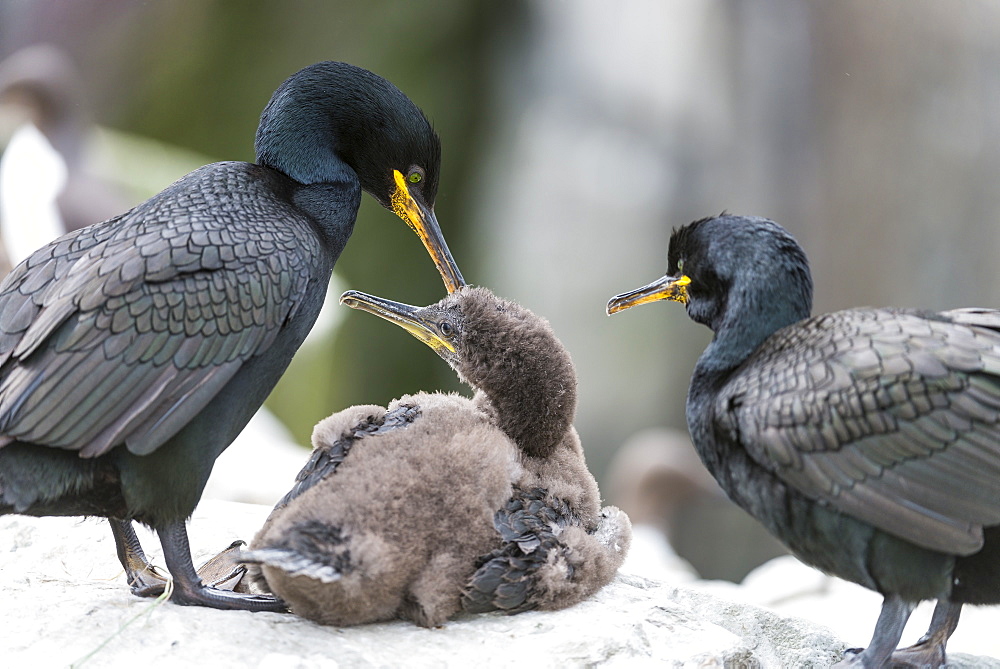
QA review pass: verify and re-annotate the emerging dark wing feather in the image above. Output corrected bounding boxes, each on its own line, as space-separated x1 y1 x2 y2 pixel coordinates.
720 307 1000 554
461 487 577 614
270 403 420 514
0 163 322 458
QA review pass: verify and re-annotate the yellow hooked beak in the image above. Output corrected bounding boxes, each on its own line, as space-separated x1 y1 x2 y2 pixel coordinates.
340 289 456 354
606 274 691 315
390 170 466 294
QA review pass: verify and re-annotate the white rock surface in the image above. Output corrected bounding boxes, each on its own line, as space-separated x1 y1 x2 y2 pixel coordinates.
699 555 1000 664
3 500 998 669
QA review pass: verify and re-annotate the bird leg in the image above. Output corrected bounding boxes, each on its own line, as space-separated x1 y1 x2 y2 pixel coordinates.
109 518 169 596
886 600 961 668
834 594 915 668
157 520 286 612
111 519 253 596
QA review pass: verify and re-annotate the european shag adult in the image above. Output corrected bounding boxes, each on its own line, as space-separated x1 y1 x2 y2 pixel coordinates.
241 286 631 627
0 61 465 612
607 215 1000 668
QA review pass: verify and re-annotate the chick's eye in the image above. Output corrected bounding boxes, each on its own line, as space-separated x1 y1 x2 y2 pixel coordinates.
408 171 423 184
439 321 454 337
677 259 684 274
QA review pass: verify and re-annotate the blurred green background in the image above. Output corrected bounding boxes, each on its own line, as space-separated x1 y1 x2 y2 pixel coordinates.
5 0 1000 581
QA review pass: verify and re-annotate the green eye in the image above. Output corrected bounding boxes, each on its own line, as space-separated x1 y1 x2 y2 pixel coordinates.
677 259 684 273
408 172 422 184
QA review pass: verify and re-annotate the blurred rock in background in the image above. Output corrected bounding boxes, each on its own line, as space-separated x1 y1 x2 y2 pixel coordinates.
606 428 786 582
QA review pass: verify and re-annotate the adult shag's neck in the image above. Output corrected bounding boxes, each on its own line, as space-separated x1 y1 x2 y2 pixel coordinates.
697 293 809 377
254 93 356 187
257 134 354 187
289 177 362 257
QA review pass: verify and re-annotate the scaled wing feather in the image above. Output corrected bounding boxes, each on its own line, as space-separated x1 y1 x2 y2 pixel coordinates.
0 165 322 458
723 308 1000 555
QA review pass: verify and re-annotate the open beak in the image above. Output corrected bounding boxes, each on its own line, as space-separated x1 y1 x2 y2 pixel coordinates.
606 274 690 315
340 289 456 354
390 170 466 294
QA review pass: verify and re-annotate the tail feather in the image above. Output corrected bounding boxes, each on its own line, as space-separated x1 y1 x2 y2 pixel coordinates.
241 547 343 584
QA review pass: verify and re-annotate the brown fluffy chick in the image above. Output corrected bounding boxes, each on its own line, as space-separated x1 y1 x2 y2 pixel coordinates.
241 286 631 627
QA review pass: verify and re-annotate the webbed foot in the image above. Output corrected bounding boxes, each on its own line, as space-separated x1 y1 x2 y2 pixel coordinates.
833 598 959 669
195 540 250 592
158 521 287 612
884 600 960 669
886 642 946 668
831 595 915 668
109 518 169 596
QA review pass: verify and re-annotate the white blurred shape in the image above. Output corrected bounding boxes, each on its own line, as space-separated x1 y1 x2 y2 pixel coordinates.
0 122 66 264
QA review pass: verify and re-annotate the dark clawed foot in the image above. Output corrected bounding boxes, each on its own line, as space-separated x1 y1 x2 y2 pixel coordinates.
832 643 947 669
882 600 960 668
128 562 169 598
157 522 287 612
886 639 947 669
109 518 170 597
832 595 918 668
169 582 289 613
831 648 866 667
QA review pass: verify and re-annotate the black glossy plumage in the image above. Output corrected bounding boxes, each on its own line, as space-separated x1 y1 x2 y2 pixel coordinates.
0 61 463 611
607 215 1000 668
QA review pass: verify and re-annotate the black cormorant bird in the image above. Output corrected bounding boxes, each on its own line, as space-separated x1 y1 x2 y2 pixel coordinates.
241 286 631 627
0 61 465 612
606 215 1000 668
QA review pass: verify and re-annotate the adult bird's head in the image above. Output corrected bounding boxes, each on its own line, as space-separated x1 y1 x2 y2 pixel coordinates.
607 215 813 344
254 61 464 293
340 286 577 458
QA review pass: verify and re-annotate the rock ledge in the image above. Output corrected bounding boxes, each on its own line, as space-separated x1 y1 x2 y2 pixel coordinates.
3 501 997 668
